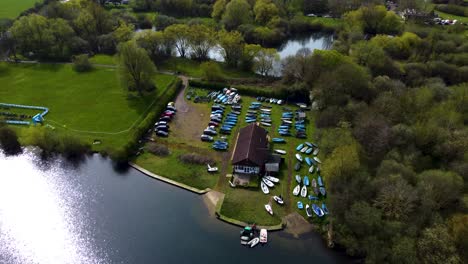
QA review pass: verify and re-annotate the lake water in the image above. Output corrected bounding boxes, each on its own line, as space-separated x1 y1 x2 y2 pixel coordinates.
0 151 348 264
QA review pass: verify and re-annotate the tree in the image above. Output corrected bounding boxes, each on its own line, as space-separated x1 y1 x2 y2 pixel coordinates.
353 111 391 161
212 0 227 21
253 0 279 25
200 61 224 81
164 24 190 58
417 170 463 210
0 126 22 156
281 48 312 84
218 30 245 68
118 41 157 95
344 5 403 35
113 21 134 43
187 24 216 61
72 54 93 72
135 30 173 62
448 214 468 263
222 0 253 30
418 224 461 264
240 43 262 71
253 47 279 76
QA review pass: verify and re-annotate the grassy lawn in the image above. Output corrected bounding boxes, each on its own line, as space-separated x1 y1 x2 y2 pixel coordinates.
435 10 468 23
135 150 218 190
0 63 176 152
0 0 40 19
89 54 117 65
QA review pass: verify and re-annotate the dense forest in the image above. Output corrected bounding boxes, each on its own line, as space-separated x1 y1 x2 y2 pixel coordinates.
0 0 467 263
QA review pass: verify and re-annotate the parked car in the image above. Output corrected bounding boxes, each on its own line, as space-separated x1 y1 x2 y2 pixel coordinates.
201 135 214 142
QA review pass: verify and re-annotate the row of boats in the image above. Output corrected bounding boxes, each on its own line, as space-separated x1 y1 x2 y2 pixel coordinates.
296 202 329 217
277 109 307 138
154 102 177 137
201 101 242 150
207 88 241 105
293 175 326 197
240 226 268 247
246 102 273 126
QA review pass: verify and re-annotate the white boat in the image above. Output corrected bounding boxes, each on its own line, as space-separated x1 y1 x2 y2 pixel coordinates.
313 157 321 164
295 153 303 162
260 181 269 194
293 185 300 196
274 149 286 155
207 164 218 172
229 180 236 188
241 236 250 245
300 146 308 153
306 204 313 217
265 176 279 183
301 185 307 197
313 148 319 156
260 229 268 243
273 195 284 205
248 237 260 248
308 165 314 173
265 204 273 215
262 177 274 187
260 108 271 112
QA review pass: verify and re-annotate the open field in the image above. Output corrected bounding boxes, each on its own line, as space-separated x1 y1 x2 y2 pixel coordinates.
0 63 176 152
0 0 39 19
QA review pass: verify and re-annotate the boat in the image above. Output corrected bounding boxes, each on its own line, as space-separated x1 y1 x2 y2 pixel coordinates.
313 148 319 156
306 148 313 154
312 178 317 188
322 203 329 215
274 149 286 155
265 176 279 183
308 165 314 174
300 146 308 153
306 204 313 217
207 164 218 172
297 201 304 209
312 204 324 217
314 186 319 195
318 176 324 187
248 237 260 248
295 153 303 162
265 204 273 215
301 185 307 197
229 180 236 188
319 186 326 196
308 195 318 200
305 157 312 166
313 156 322 163
272 138 285 143
295 175 301 183
294 162 301 171
261 122 271 127
260 229 268 243
293 185 300 196
240 236 250 245
262 177 274 188
295 143 304 151
303 176 310 186
273 195 284 205
305 142 313 147
260 181 269 194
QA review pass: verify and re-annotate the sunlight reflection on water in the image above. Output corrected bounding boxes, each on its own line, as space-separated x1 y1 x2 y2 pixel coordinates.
0 150 107 264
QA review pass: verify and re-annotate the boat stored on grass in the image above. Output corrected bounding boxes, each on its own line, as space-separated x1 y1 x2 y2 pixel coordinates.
303 176 310 186
265 204 273 215
309 165 314 174
272 138 286 143
319 186 326 196
314 157 322 163
313 148 319 156
265 176 279 183
312 178 317 188
296 144 304 151
305 157 312 166
260 182 269 194
293 185 300 196
300 146 308 153
322 203 329 215
295 153 303 162
301 185 307 197
312 204 325 217
262 177 274 188
274 149 286 155
297 201 304 209
318 176 324 187
294 162 301 171
306 204 313 217
295 175 301 183
273 195 284 205
306 148 313 154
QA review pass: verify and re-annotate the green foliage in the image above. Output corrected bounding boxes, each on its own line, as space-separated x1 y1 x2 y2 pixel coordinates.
253 0 279 25
135 30 173 62
0 125 22 155
418 224 461 264
72 54 93 72
187 24 216 61
200 61 225 82
221 0 253 30
344 5 403 35
217 30 245 68
164 24 190 58
417 170 463 210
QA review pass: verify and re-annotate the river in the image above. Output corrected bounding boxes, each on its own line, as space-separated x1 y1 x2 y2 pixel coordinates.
0 151 348 264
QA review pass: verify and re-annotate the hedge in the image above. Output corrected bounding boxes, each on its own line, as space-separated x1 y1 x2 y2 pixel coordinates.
189 80 287 99
111 78 183 162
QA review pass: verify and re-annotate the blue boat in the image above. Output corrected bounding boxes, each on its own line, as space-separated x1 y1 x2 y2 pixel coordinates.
305 157 312 166
318 176 324 187
272 138 285 143
279 132 291 136
297 201 304 209
296 143 304 151
319 187 326 196
322 203 329 215
246 119 256 123
303 176 310 186
308 195 318 200
306 148 313 154
312 204 324 217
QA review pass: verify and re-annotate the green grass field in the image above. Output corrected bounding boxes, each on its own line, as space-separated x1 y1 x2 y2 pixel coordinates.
435 10 468 23
0 0 40 19
0 63 176 152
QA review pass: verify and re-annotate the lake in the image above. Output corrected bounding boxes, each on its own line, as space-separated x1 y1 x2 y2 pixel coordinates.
0 150 348 264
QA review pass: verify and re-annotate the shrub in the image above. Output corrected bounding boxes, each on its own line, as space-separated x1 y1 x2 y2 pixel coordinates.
147 142 169 156
72 54 93 72
178 153 214 165
0 126 22 155
200 61 225 82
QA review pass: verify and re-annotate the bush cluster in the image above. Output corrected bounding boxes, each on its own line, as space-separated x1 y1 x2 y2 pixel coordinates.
147 142 169 156
178 153 214 165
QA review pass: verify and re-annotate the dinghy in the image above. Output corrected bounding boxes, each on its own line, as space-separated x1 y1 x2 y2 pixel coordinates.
305 142 313 147
301 185 307 197
229 180 236 188
295 175 302 183
262 177 274 188
265 176 279 183
260 182 269 194
207 164 218 172
319 186 326 196
312 178 317 188
264 204 273 215
306 148 313 154
294 162 301 171
312 204 324 217
248 237 260 248
314 186 319 195
308 165 314 174
272 138 285 143
260 229 268 243
273 195 284 205
297 201 304 209
295 153 303 162
303 176 310 186
305 157 312 166
261 122 271 127
313 148 319 156
322 203 329 215
308 195 318 201
293 185 300 196
318 176 323 187
300 146 308 153
274 149 286 155
313 157 321 163
306 204 313 217
295 143 304 151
